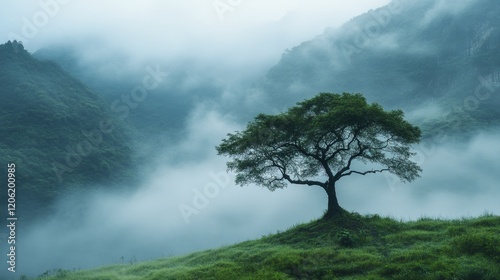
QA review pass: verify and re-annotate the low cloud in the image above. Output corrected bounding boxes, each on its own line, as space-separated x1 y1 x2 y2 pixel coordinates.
13 106 500 276
14 107 324 276
341 132 500 219
2 0 499 278
2 0 390 75
420 0 475 26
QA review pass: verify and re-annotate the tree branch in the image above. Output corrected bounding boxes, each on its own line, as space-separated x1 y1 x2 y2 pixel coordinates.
282 174 325 187
339 168 389 178
283 142 322 161
333 137 367 180
325 129 359 162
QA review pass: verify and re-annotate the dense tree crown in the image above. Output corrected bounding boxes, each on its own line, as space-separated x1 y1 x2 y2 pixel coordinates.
217 93 422 217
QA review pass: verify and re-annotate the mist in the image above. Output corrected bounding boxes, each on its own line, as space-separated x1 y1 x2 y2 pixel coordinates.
1 0 390 76
2 0 500 278
15 106 500 276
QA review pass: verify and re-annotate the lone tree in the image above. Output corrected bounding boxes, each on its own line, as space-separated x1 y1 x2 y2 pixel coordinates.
216 93 422 218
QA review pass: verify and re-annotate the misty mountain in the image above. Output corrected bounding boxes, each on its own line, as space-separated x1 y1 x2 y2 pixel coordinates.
261 0 500 139
33 45 219 156
14 0 500 210
0 41 137 220
33 0 500 144
2 1 500 278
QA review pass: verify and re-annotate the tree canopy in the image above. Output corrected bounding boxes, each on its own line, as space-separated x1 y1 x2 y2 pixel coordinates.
216 93 422 218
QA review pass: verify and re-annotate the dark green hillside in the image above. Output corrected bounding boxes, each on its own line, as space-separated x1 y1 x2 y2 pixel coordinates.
34 46 202 152
262 0 500 138
0 41 137 220
37 213 500 279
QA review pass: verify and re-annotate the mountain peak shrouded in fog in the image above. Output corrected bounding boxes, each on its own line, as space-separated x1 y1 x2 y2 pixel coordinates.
263 0 499 117
1 40 28 55
36 0 500 138
0 41 137 221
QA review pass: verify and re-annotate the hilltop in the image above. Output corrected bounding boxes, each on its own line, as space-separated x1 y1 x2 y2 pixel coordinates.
34 213 500 280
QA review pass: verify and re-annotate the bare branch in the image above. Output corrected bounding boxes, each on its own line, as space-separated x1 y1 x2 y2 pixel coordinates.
282 174 325 187
339 168 390 178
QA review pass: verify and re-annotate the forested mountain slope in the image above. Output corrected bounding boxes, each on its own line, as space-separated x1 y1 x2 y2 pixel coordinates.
262 0 500 138
0 41 137 220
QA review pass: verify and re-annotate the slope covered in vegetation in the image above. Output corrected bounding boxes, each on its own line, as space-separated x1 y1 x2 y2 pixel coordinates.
35 213 500 280
262 0 500 139
0 41 137 220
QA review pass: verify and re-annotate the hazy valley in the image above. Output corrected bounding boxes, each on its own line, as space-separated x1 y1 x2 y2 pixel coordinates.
1 0 499 278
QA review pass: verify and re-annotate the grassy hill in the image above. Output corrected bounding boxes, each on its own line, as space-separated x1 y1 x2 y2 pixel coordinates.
34 212 500 280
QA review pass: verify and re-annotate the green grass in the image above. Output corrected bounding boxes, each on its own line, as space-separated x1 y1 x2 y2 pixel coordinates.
32 212 500 280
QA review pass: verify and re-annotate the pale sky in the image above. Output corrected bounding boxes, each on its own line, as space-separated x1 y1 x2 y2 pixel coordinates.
1 1 391 63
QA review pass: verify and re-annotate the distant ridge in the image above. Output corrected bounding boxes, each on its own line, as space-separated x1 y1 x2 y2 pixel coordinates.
261 0 500 138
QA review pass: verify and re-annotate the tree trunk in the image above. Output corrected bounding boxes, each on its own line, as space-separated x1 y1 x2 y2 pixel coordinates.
323 183 343 219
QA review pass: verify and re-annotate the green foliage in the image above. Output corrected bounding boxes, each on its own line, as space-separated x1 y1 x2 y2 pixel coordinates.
337 230 355 247
452 231 500 262
217 92 421 191
37 214 500 280
217 92 421 217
